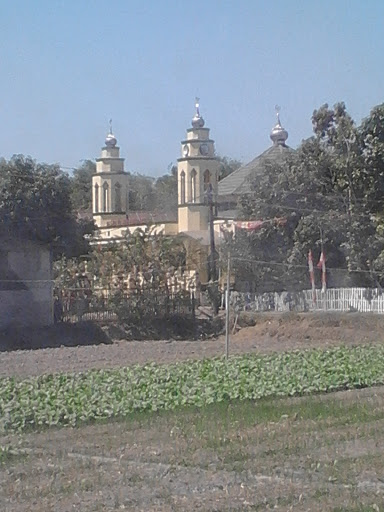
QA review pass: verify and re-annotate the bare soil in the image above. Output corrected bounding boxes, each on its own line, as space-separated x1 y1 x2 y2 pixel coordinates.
0 311 383 379
1 312 384 511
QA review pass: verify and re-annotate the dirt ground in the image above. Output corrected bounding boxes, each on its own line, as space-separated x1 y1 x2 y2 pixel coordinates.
2 387 384 511
1 312 384 511
0 311 383 379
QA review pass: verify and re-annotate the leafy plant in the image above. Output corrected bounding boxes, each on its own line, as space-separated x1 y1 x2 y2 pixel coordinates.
2 345 384 433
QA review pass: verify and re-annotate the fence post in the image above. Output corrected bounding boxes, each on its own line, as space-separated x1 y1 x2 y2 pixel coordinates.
225 251 231 360
191 292 196 322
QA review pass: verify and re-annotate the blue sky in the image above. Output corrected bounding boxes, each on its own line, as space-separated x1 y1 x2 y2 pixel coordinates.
1 0 383 176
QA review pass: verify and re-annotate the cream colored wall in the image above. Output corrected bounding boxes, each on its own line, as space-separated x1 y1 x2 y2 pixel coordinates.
163 223 179 235
178 205 209 232
100 147 120 159
95 159 125 173
186 128 210 141
93 222 179 242
177 157 220 233
92 174 128 215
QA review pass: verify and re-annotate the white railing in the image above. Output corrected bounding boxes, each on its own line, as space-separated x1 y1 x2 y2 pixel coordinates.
232 288 384 314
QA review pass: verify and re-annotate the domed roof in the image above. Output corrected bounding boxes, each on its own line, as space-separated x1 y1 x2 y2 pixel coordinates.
105 119 117 147
191 97 205 128
105 132 117 147
270 109 288 145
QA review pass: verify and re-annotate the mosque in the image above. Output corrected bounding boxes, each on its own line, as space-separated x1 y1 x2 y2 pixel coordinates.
91 100 291 283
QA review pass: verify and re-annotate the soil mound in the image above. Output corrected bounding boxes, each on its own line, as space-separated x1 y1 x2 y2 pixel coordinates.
233 311 384 345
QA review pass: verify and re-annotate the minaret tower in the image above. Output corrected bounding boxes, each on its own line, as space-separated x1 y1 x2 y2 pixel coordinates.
177 99 220 233
92 121 129 228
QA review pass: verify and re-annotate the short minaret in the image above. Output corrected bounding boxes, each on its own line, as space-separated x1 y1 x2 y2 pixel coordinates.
270 106 289 146
92 121 129 228
177 99 220 233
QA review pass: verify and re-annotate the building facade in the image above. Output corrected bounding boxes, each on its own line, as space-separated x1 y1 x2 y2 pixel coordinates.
92 124 129 229
91 102 291 284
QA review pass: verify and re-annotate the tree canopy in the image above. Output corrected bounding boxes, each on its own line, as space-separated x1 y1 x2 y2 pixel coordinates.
55 227 187 292
70 160 95 213
69 158 240 216
217 155 243 180
0 155 94 258
228 102 384 291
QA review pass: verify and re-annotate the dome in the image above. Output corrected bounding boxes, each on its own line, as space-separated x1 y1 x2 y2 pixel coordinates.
191 97 205 128
105 132 117 147
192 114 205 128
270 112 288 145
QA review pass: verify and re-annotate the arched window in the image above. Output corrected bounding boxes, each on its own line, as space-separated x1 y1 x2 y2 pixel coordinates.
115 182 122 212
203 169 211 192
180 171 185 204
102 182 109 212
190 169 197 203
94 183 99 213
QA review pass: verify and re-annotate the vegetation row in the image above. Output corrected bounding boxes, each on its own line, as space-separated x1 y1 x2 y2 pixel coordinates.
1 344 383 433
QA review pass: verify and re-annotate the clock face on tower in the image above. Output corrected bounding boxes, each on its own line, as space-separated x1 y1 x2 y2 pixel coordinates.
200 143 209 156
183 144 189 157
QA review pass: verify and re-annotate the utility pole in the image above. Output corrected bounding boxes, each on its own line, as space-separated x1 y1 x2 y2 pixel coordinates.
225 250 231 359
207 184 217 282
207 184 219 315
343 135 353 276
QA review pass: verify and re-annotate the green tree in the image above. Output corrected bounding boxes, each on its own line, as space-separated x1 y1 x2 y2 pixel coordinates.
154 165 177 212
358 103 384 214
55 227 187 291
217 155 243 180
0 155 94 257
70 160 95 213
128 173 156 211
232 102 384 291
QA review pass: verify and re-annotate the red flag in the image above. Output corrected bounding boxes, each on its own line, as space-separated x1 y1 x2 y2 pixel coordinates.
317 251 326 293
317 251 325 269
234 220 264 231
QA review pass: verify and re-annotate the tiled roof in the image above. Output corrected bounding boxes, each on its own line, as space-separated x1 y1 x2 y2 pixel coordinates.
218 143 293 197
101 211 178 229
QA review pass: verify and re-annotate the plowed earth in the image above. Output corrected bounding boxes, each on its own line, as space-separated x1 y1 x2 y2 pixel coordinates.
1 312 384 511
0 311 383 378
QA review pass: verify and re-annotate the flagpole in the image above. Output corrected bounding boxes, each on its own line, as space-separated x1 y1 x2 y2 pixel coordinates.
225 250 231 360
319 227 327 308
308 250 316 307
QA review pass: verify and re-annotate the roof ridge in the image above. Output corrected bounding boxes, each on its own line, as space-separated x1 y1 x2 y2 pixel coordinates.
218 144 293 197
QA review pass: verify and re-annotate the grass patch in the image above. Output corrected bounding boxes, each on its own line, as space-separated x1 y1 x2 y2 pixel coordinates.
0 445 26 465
2 344 384 433
2 387 384 510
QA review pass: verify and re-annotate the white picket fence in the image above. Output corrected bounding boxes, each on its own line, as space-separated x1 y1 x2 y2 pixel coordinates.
232 288 384 314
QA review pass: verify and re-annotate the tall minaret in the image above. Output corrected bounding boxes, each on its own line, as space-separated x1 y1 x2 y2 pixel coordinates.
92 121 129 228
177 99 220 233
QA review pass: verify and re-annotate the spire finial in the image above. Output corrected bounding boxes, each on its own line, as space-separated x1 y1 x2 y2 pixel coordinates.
105 118 117 147
275 105 281 126
195 97 200 117
192 97 205 128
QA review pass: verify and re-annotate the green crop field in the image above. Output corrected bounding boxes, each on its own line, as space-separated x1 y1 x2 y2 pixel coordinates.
2 344 384 511
0 346 384 432
1 344 384 433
